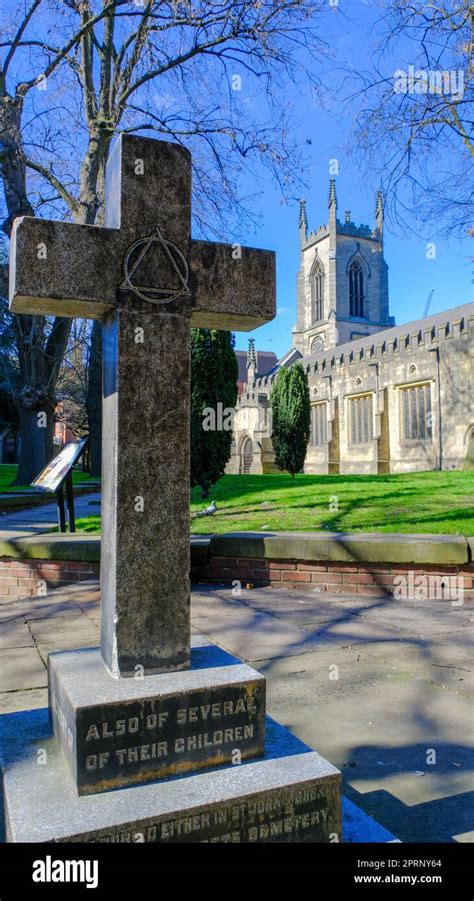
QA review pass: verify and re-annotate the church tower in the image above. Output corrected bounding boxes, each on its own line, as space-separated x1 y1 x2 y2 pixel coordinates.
292 183 394 357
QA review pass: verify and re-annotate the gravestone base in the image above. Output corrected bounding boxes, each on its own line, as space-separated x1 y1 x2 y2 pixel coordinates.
48 645 265 794
3 716 341 843
3 639 342 843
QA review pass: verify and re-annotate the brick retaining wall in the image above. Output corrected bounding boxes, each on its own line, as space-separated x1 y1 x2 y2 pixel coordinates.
191 556 474 600
0 558 100 600
1 531 473 601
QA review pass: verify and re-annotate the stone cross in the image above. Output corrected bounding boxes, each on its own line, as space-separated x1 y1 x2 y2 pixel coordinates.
10 134 275 678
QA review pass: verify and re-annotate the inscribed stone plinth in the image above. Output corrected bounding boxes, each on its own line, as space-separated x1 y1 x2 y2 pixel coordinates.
4 712 341 843
49 648 265 794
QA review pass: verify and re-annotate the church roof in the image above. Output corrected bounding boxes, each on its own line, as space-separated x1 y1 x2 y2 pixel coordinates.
250 301 474 388
269 347 302 373
300 301 474 366
235 349 278 382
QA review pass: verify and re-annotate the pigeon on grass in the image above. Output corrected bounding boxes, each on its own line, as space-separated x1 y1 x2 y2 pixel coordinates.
192 501 217 518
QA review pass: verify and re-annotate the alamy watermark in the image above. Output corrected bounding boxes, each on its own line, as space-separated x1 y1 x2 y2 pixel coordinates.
32 856 98 889
202 403 267 432
393 65 464 100
393 572 464 605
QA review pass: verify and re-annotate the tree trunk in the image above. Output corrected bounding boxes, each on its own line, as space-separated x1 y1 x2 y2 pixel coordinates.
13 315 50 485
86 319 102 478
15 399 55 484
12 312 71 484
1 89 72 484
0 90 33 234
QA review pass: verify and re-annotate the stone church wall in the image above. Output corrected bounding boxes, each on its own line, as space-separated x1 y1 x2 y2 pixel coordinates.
229 305 474 476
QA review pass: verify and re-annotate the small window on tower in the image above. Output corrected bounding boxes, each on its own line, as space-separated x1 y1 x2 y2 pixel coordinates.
349 260 364 317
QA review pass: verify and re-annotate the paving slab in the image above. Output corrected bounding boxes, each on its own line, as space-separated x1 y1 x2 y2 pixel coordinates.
296 617 408 645
359 602 474 638
23 601 92 621
0 620 35 650
0 687 48 713
189 592 248 617
322 636 474 696
0 647 46 692
193 608 327 661
217 586 373 625
0 607 28 625
27 614 98 642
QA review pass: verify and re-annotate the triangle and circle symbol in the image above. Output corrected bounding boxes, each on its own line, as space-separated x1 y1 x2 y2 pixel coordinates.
121 224 191 304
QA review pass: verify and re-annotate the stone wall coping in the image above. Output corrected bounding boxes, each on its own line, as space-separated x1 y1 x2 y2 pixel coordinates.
0 534 101 562
0 530 471 566
207 531 470 565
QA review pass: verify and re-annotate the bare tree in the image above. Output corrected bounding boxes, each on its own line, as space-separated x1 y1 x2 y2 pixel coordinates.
0 0 329 483
346 0 473 238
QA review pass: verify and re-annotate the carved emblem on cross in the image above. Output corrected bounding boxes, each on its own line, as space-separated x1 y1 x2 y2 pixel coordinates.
121 224 191 305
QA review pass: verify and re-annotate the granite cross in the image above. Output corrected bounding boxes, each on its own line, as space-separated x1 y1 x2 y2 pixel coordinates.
9 134 275 678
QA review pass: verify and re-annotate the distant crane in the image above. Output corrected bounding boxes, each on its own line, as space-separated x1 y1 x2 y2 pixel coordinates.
423 289 435 319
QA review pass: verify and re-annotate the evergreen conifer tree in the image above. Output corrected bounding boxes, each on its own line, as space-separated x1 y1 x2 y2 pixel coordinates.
271 363 310 476
191 329 238 497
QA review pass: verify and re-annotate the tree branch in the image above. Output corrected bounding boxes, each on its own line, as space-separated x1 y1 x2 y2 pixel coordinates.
25 159 79 215
98 0 116 122
2 0 42 79
16 0 129 98
80 1 98 125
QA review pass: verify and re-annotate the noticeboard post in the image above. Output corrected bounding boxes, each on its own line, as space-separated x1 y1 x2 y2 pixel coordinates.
31 438 89 533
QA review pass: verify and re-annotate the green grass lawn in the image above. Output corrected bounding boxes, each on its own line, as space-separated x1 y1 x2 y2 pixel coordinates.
0 463 99 493
73 471 474 536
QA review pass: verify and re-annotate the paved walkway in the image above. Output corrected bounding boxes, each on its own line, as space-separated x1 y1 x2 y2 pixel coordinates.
0 579 472 842
0 493 101 539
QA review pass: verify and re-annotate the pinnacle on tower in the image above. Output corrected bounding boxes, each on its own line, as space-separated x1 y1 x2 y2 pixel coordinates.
246 337 257 370
375 190 384 233
299 198 308 241
345 209 351 223
328 178 337 209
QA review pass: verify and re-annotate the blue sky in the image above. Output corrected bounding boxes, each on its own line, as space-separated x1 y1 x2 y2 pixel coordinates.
2 0 470 356
231 1 473 359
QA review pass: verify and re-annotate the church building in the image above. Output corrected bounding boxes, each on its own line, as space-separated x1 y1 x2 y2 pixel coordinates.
227 181 474 475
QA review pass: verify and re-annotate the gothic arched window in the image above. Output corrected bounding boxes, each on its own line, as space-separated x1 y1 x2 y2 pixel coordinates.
311 261 324 323
349 260 364 317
